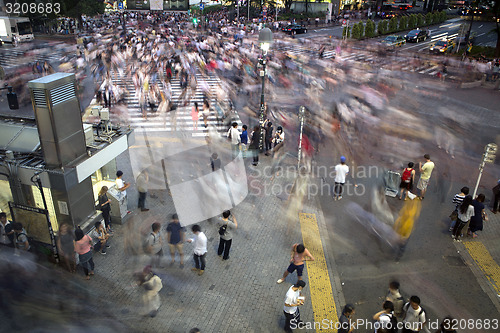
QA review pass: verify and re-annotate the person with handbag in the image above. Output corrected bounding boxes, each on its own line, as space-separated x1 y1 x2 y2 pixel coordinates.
74 227 95 280
398 162 415 201
98 186 113 233
449 187 469 232
452 195 474 242
216 210 238 261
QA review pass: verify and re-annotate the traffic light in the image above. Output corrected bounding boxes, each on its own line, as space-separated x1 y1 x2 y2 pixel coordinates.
193 18 198 25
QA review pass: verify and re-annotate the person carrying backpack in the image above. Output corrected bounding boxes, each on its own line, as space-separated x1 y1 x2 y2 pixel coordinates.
402 296 426 333
399 162 415 200
385 281 405 318
373 300 398 333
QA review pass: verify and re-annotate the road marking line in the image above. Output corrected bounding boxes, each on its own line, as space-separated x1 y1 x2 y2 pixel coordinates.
463 241 500 295
299 212 338 331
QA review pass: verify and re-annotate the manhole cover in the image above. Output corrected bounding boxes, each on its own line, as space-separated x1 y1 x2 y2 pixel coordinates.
443 256 466 267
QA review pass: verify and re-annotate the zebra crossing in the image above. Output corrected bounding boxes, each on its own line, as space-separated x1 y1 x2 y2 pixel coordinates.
274 43 336 59
273 43 445 77
0 48 67 70
109 70 241 137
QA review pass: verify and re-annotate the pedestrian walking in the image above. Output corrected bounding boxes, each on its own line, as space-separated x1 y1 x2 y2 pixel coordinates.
136 265 163 317
401 296 426 333
217 210 238 260
334 156 349 200
385 281 405 318
98 186 113 233
211 153 221 172
338 304 356 333
0 212 14 249
202 99 210 128
398 162 415 200
136 170 150 212
452 195 474 242
227 122 241 159
416 154 435 200
373 301 397 333
449 187 469 231
146 222 164 267
56 223 76 273
187 224 207 276
166 213 185 267
272 126 285 155
74 227 95 280
283 280 307 333
469 194 487 238
277 243 315 284
491 179 500 214
191 101 200 130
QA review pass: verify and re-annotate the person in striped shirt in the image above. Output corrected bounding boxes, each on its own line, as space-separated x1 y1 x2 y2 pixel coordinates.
450 187 469 231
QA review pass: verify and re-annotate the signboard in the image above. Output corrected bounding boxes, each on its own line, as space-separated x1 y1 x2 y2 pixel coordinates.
342 19 347 27
118 1 124 9
200 2 204 10
150 0 162 10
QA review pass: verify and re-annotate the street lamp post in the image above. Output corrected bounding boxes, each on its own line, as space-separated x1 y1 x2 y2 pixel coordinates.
472 143 497 198
297 106 306 171
258 28 273 152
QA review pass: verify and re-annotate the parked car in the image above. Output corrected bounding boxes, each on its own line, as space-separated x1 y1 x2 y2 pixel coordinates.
281 24 307 35
380 35 406 48
405 29 429 43
429 39 455 53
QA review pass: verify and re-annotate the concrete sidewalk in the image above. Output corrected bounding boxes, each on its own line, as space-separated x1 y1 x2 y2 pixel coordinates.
70 146 344 332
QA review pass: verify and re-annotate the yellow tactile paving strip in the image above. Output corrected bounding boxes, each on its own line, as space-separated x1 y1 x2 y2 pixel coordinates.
299 212 339 332
463 241 500 295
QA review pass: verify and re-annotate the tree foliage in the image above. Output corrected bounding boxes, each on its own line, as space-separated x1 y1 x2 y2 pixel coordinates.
377 20 388 35
408 14 417 29
388 17 398 33
399 16 408 31
365 19 376 38
416 13 425 27
61 0 104 21
342 25 350 39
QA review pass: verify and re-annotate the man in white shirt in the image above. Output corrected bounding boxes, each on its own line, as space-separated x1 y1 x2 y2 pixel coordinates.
283 280 306 333
116 170 130 197
0 212 14 248
402 296 426 333
187 224 207 276
228 122 241 159
334 156 349 200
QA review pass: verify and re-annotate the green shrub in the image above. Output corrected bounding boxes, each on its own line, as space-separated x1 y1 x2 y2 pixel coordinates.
365 19 376 38
425 12 433 25
351 23 361 39
358 22 365 38
417 13 425 27
399 16 408 31
439 10 447 22
408 14 417 29
343 26 351 38
432 12 440 24
388 17 398 33
377 20 388 35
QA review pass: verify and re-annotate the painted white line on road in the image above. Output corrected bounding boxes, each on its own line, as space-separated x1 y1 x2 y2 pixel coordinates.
420 65 439 74
479 25 483 28
477 33 486 37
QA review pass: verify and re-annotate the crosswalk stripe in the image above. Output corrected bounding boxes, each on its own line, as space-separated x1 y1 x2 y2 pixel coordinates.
105 69 242 135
